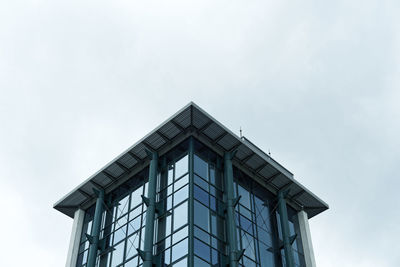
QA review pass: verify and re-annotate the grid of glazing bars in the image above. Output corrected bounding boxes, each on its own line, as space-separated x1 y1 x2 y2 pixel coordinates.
76 137 306 267
192 154 227 266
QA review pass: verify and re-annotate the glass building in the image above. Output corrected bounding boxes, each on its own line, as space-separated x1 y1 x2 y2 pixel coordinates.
55 102 328 267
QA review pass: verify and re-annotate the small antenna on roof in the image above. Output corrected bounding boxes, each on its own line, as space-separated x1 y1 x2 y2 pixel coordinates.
239 127 242 138
268 149 271 156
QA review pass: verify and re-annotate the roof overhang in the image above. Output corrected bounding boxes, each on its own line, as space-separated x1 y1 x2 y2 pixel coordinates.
54 102 328 219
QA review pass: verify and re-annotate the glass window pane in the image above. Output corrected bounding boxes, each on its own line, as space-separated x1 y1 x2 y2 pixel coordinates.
194 155 208 179
240 205 252 220
165 195 173 211
238 185 251 207
240 215 253 235
125 234 140 259
118 195 130 216
194 238 210 262
174 185 188 206
163 248 171 265
259 243 274 267
211 214 217 236
168 166 174 186
174 174 189 191
111 241 125 266
175 155 188 179
172 257 187 267
129 205 142 220
242 232 255 260
173 201 188 230
194 256 211 267
116 214 128 227
125 256 138 267
166 215 172 237
173 226 188 244
257 227 272 246
194 175 208 192
113 225 127 245
194 200 209 231
131 186 143 209
171 238 188 262
210 196 216 211
128 216 142 235
194 226 209 244
211 248 219 265
209 166 215 185
194 185 209 207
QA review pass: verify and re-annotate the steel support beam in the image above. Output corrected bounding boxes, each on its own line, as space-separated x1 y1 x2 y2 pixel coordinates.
86 189 105 267
278 190 295 267
139 150 159 267
224 150 242 267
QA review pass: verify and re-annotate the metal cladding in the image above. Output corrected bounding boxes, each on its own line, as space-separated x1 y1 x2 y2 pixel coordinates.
54 102 328 219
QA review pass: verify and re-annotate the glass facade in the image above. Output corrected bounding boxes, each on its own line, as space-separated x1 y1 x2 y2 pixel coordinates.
76 138 305 267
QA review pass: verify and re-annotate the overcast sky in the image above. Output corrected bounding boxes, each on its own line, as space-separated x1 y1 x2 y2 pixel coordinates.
1 0 399 266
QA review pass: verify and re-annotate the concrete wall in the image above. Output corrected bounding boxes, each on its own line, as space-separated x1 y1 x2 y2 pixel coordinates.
297 210 316 267
65 209 85 267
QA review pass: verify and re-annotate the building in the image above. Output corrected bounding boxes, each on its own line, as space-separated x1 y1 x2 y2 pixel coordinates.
54 102 328 267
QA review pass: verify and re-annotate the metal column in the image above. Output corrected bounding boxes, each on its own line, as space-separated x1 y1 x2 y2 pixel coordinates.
224 151 243 267
139 150 159 267
277 190 295 267
86 189 105 267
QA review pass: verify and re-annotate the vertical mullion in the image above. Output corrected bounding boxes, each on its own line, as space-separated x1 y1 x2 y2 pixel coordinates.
188 137 194 267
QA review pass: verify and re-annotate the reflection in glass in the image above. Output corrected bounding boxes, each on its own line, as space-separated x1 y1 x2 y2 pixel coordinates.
173 226 188 244
194 155 208 179
174 185 188 206
194 238 210 262
172 257 187 267
171 238 188 262
194 256 210 267
111 241 124 266
173 201 187 230
175 155 188 179
194 200 209 231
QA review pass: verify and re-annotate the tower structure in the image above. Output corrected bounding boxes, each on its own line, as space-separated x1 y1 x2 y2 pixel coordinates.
55 102 328 267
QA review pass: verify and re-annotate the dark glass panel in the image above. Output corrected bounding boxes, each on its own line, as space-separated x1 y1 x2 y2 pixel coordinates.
257 226 272 246
194 185 209 207
194 238 211 262
194 175 208 192
211 248 219 265
209 196 216 211
194 256 211 267
194 226 210 244
259 242 274 267
194 155 208 179
240 215 254 235
238 185 251 208
194 200 209 231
